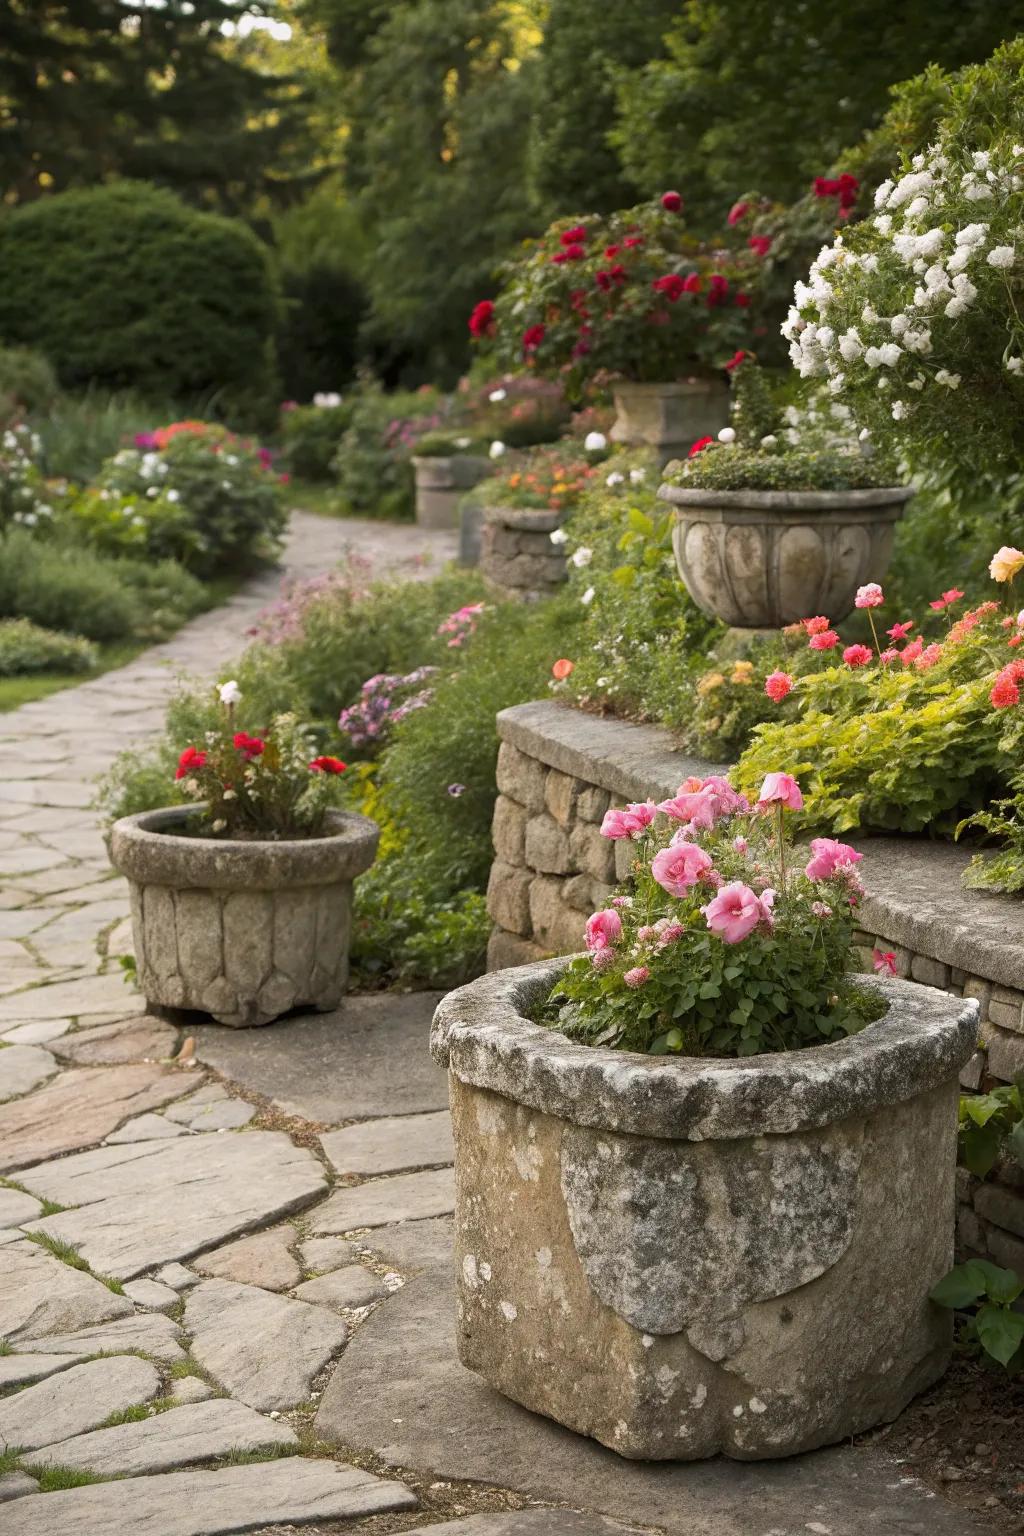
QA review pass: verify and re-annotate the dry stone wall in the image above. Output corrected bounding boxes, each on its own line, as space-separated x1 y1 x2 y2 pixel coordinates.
487 699 1024 1272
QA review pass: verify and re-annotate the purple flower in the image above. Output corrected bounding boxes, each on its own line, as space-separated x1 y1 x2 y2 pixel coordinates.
447 783 466 797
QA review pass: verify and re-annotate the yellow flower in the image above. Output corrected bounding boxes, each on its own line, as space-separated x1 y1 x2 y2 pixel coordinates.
989 546 1024 583
697 671 725 696
731 661 755 685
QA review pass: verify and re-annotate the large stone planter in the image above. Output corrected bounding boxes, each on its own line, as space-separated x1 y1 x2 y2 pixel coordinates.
110 806 379 1027
658 482 913 629
611 379 729 467
412 454 491 530
480 505 567 601
431 959 977 1461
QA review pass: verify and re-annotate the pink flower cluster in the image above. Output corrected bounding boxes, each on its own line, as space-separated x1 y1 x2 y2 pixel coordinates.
338 666 438 747
437 602 486 649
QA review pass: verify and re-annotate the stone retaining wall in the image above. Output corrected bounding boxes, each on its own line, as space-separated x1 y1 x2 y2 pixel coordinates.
487 699 1024 1273
480 506 567 600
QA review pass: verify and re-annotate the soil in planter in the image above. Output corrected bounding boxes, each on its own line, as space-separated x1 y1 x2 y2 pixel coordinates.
866 1351 1024 1533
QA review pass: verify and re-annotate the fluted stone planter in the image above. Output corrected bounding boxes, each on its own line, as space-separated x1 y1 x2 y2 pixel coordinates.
431 958 977 1461
658 481 913 630
480 505 567 601
412 454 491 530
611 379 729 467
110 806 379 1027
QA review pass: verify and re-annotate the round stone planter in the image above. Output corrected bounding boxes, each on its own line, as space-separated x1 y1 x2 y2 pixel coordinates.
611 379 729 467
657 481 913 630
480 505 567 601
109 806 379 1027
431 959 977 1461
412 454 491 530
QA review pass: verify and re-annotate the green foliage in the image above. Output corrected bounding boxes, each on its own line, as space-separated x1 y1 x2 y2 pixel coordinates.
0 183 281 420
958 1082 1024 1176
29 389 178 483
27 1464 110 1493
352 870 490 989
0 619 97 677
279 403 353 482
332 382 445 520
412 431 486 458
930 1259 1024 1369
277 237 367 406
674 443 897 493
0 345 60 421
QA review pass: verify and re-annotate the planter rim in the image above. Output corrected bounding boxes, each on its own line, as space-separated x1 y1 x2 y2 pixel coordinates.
657 483 915 512
613 377 726 395
431 958 977 1142
482 503 563 532
411 453 490 467
109 805 379 891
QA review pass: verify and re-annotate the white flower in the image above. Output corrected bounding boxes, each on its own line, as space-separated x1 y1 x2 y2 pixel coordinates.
570 546 593 569
583 431 607 452
907 375 925 390
629 467 646 484
218 680 242 706
972 150 991 170
828 374 845 393
549 528 568 545
488 388 507 403
166 489 180 503
313 391 342 408
146 485 159 498
605 471 625 486
956 223 989 246
580 586 595 606
212 819 227 833
223 789 237 800
454 436 471 449
878 343 902 366
862 303 878 324
874 179 894 209
858 427 871 441
1007 356 1023 374
489 440 506 459
864 347 883 369
838 329 863 362
760 434 778 448
717 427 736 443
987 245 1016 269
935 369 961 389
944 296 968 318
874 214 893 235
906 196 930 219
891 400 907 420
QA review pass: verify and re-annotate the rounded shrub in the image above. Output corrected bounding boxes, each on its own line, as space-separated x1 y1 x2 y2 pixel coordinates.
0 346 60 422
0 183 281 420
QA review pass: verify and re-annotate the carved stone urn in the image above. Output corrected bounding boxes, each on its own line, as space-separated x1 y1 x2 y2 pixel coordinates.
611 379 730 467
657 481 914 630
431 957 976 1461
110 806 379 1027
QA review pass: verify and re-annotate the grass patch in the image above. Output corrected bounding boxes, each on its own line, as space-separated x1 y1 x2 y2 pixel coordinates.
145 1396 178 1415
288 479 345 519
97 1274 125 1295
24 1231 89 1271
212 1443 299 1468
0 1339 13 1357
0 1446 23 1475
38 1198 69 1217
100 1403 151 1428
28 1464 113 1492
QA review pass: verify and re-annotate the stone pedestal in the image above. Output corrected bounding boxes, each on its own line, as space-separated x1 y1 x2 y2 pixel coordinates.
611 380 729 468
412 455 491 530
480 506 567 601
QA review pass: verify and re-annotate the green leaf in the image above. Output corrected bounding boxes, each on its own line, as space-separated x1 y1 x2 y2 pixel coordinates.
929 1261 990 1309
960 1121 1004 1177
975 1304 1024 1367
628 507 653 536
611 565 636 587
971 1260 1024 1305
1010 1118 1024 1173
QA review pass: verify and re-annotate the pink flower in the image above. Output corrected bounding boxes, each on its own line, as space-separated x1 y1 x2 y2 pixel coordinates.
747 234 772 257
873 949 898 977
585 909 622 952
727 200 750 226
879 647 900 665
591 946 616 970
702 881 764 944
842 643 873 668
900 638 924 664
929 587 965 611
636 925 658 943
804 837 863 881
811 900 833 918
887 620 914 640
854 583 884 609
661 190 683 212
914 642 943 671
651 842 715 897
600 802 657 839
808 629 839 651
765 670 794 701
655 920 685 946
757 772 803 811
624 965 651 988
803 615 831 635
733 835 748 854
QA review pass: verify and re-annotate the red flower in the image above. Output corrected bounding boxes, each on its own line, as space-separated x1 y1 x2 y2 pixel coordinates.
233 731 264 760
803 615 831 634
991 675 1021 709
551 658 574 680
623 236 644 248
706 273 731 307
651 273 685 302
604 244 620 258
550 251 568 265
468 300 495 338
595 265 627 292
309 756 347 774
561 226 587 245
727 200 750 226
764 670 794 701
522 324 545 352
808 629 840 651
886 620 914 640
661 190 683 212
175 745 207 781
873 949 898 977
724 349 748 372
842 644 873 668
929 588 965 610
747 235 772 257
562 243 585 261
837 172 860 209
681 273 702 293
688 436 714 458
814 176 840 199
734 291 751 308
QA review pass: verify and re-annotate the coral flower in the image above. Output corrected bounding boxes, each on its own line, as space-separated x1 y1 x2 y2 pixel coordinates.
764 670 794 701
808 629 839 650
842 643 873 668
854 583 884 609
990 547 1024 583
651 842 715 897
309 756 346 774
703 882 764 944
991 675 1021 709
551 658 574 680
585 908 622 952
757 772 803 810
803 615 831 635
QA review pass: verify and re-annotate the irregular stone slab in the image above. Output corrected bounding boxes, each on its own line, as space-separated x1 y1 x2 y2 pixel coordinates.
0 1473 38 1504
0 908 63 939
170 1376 214 1405
312 1167 455 1233
423 1516 649 1535
320 1110 454 1177
156 1262 198 1291
0 972 145 1023
294 1265 388 1311
0 1354 86 1388
0 1044 57 1101
105 1112 186 1143
0 1458 417 1535
0 1062 187 1172
194 1226 301 1292
0 1355 158 1451
163 1083 255 1131
0 844 70 876
364 1216 454 1276
15 1312 185 1363
185 1279 347 1410
300 1236 358 1274
54 1016 179 1066
32 1397 296 1476
123 1277 180 1312
194 990 448 1123
0 1186 42 1226
1 1018 72 1046
0 1238 133 1341
18 1131 325 1277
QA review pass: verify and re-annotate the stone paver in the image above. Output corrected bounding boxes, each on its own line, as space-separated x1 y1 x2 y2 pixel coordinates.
163 1082 256 1131
300 1235 358 1273
31 1398 296 1476
0 1473 37 1503
53 1015 179 1066
184 1278 347 1410
0 1062 188 1171
0 1044 57 1101
122 1277 180 1312
0 1355 87 1389
14 1312 185 1363
312 1166 456 1233
0 1238 133 1340
105 1111 187 1143
0 1458 418 1535
0 1186 42 1226
170 1376 215 1405
0 972 146 1023
423 1518 649 1535
0 1355 159 1451
320 1108 454 1176
294 1264 388 1310
194 1226 301 1292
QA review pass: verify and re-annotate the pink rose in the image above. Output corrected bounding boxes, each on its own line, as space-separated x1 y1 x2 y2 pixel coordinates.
765 670 794 701
600 802 657 839
624 965 650 988
808 629 839 651
658 788 717 828
842 643 873 668
757 772 803 811
702 881 764 944
651 842 714 896
585 908 622 952
854 583 884 608
804 837 863 881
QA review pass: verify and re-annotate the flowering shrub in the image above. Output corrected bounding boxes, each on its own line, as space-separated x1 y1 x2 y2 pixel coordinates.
0 617 96 677
279 401 353 482
473 196 754 397
455 373 571 448
546 771 879 1057
173 682 348 839
332 383 445 521
480 444 599 513
92 424 285 574
338 666 438 750
0 423 55 535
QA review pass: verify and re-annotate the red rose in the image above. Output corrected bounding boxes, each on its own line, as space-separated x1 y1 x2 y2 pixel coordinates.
561 226 587 246
706 273 730 307
688 436 714 458
652 273 685 302
563 243 585 261
682 273 702 293
550 251 568 264
747 235 771 257
724 349 748 372
522 323 545 352
309 756 347 774
175 745 207 781
623 236 644 248
604 244 620 258
233 731 264 760
661 190 683 211
813 176 840 199
837 172 860 210
727 200 750 226
468 300 495 338
734 291 751 308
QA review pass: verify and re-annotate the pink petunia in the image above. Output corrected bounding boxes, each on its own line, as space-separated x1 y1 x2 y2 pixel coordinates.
805 837 863 881
650 842 715 897
757 772 803 811
600 802 657 839
702 881 766 944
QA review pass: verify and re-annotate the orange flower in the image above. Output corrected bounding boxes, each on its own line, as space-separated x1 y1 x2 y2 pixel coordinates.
552 658 574 680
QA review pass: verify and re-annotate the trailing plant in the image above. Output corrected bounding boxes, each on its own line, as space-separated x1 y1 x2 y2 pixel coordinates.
479 443 599 513
930 1259 1024 1369
958 770 1024 893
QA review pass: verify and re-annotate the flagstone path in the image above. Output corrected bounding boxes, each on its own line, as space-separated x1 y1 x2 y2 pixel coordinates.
0 511 995 1534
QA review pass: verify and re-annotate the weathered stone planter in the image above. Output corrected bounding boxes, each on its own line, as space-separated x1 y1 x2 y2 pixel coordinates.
480 505 567 601
110 806 379 1027
658 481 913 629
431 959 977 1461
412 454 491 530
611 379 729 467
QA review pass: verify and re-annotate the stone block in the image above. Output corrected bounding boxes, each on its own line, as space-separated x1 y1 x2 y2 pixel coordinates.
577 784 611 824
483 550 567 592
956 1205 987 1258
491 796 527 867
544 770 580 828
985 1226 1024 1275
495 742 546 813
525 814 574 876
615 836 644 884
963 976 993 1018
486 861 533 937
487 929 549 972
974 1183 1024 1241
958 1051 985 1091
954 1167 974 1207
910 954 949 989
562 874 598 914
981 1020 1024 1084
529 877 586 955
988 986 1024 1033
950 967 968 990
568 822 616 884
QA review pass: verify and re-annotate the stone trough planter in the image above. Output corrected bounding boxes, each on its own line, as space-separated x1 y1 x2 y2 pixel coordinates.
431 958 977 1461
658 482 914 630
480 505 568 601
110 806 379 1027
611 379 729 467
412 454 491 530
